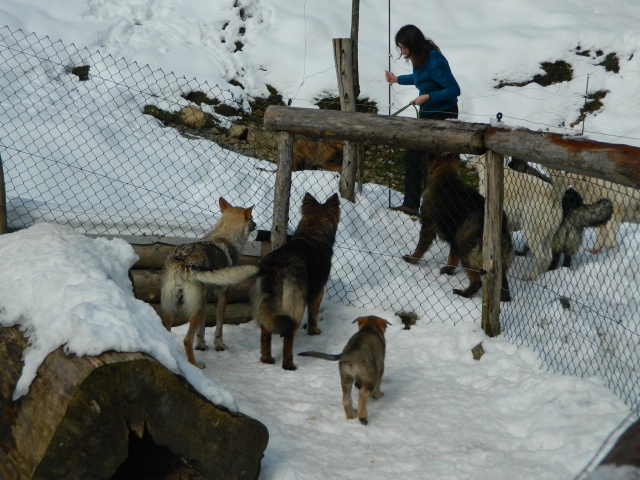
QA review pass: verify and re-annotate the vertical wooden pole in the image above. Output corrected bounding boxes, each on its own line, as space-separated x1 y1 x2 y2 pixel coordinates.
332 38 357 202
271 131 294 251
481 150 504 337
350 0 360 99
0 153 7 234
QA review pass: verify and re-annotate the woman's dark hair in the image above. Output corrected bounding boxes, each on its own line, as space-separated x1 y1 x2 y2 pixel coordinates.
395 24 440 68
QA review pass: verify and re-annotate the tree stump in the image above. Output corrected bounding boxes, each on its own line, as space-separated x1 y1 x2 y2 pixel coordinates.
0 326 268 480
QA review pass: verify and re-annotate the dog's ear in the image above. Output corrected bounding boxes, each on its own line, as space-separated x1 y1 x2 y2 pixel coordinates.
373 317 392 331
302 193 318 207
244 206 254 219
353 316 371 330
325 193 340 206
219 197 231 212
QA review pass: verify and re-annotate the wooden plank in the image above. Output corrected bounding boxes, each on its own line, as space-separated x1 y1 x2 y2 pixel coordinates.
264 105 488 153
272 131 295 251
481 150 504 337
485 127 640 188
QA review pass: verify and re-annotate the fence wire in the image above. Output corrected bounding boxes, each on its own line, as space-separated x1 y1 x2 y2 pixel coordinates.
1 25 639 414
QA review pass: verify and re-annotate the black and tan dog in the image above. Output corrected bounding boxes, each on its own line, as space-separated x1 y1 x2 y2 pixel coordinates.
251 193 341 370
404 152 514 301
298 315 391 425
160 197 258 368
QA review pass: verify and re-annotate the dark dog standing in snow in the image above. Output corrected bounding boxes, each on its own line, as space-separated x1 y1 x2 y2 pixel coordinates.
404 152 514 301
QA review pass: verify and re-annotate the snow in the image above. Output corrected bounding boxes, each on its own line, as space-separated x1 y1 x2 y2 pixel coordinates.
0 1 639 478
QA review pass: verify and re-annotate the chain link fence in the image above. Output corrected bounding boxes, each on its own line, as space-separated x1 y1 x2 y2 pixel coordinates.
1 25 638 413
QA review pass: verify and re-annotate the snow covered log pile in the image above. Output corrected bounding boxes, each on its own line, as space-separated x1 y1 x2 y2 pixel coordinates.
0 326 269 480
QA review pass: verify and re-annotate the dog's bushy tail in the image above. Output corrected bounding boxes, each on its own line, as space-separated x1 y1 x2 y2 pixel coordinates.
251 274 305 336
567 198 613 229
298 351 341 361
189 265 259 287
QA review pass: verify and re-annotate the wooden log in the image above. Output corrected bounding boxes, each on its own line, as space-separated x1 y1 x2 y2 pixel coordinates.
481 150 505 337
0 152 7 234
149 302 253 327
485 126 640 188
272 131 295 251
333 38 357 202
0 326 268 480
598 417 640 468
131 269 253 305
264 105 488 153
130 239 262 270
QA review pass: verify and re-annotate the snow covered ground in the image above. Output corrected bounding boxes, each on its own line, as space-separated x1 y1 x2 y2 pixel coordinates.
1 1 640 478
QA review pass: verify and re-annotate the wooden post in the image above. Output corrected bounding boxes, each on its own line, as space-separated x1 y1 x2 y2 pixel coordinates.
350 0 360 99
0 152 7 234
333 38 357 202
481 150 504 337
272 131 295 251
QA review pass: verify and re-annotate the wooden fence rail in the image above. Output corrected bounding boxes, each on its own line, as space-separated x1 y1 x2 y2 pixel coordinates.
263 105 640 336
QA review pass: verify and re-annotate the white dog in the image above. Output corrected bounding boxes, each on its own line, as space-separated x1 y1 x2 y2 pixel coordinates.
548 170 640 253
466 154 562 281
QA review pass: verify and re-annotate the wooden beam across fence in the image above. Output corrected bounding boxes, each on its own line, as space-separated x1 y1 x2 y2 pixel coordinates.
485 127 640 189
262 105 640 337
264 106 488 154
264 106 640 188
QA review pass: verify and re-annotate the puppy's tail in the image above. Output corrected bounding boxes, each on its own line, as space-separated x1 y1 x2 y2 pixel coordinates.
298 351 341 361
188 265 259 287
567 198 613 229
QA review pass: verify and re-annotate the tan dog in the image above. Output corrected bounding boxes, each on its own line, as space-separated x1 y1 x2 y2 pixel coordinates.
160 198 258 368
298 315 391 425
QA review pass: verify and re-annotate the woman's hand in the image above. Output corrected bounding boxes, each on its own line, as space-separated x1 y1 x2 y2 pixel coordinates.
385 70 397 83
410 94 430 106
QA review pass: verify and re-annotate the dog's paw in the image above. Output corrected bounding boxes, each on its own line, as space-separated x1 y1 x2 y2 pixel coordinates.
403 255 418 264
307 327 322 335
195 344 210 351
359 417 368 425
372 391 384 400
214 339 227 351
194 361 206 369
440 265 456 275
282 362 297 371
453 288 470 298
261 355 276 365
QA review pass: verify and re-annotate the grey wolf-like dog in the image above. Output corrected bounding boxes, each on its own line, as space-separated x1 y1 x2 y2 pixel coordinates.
160 197 258 368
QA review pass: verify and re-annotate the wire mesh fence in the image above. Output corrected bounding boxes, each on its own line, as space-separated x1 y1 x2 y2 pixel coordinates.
1 25 639 413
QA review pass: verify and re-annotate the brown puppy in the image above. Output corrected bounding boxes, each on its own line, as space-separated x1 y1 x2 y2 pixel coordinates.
251 193 341 371
298 315 391 425
160 198 258 368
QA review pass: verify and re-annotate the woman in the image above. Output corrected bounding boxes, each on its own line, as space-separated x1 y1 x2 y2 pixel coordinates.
385 24 461 216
